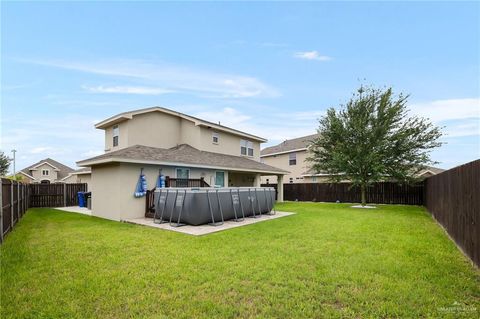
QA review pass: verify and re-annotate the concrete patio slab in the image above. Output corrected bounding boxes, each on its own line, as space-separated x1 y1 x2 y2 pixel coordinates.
54 206 92 216
124 211 295 236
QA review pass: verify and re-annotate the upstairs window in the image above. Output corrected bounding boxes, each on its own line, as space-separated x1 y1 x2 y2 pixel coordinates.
113 125 119 147
289 152 297 166
241 139 254 156
212 132 219 144
42 169 49 176
247 141 254 156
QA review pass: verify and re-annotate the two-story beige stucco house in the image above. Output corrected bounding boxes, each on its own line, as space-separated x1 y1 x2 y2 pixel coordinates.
19 158 76 184
260 134 322 184
77 106 288 221
261 133 446 184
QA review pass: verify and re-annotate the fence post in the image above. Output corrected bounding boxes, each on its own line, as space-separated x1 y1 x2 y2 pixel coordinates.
63 183 67 207
10 181 14 229
22 184 25 215
0 179 3 243
17 182 20 218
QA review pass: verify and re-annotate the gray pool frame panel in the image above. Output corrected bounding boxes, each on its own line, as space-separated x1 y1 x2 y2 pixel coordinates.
153 187 276 226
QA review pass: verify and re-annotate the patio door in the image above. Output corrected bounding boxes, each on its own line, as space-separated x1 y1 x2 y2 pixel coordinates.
176 168 190 179
215 171 225 187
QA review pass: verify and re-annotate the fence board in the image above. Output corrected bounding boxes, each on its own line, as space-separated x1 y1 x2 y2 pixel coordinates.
1 179 12 241
262 182 424 205
424 159 480 267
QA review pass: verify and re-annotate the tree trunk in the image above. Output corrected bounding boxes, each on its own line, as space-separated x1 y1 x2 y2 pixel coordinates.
361 184 366 206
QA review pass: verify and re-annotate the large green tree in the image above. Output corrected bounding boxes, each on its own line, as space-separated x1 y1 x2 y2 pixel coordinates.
0 151 12 176
308 86 443 206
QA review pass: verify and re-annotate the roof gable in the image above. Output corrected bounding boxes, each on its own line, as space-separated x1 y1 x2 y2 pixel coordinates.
261 133 319 156
31 161 60 170
94 106 267 142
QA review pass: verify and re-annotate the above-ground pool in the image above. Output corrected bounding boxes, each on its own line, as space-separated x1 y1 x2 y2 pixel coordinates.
153 187 276 226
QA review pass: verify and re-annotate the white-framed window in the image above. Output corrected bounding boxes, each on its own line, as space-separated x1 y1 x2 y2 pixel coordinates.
212 132 219 144
175 168 190 179
240 139 254 156
113 125 119 147
42 169 49 176
289 152 297 166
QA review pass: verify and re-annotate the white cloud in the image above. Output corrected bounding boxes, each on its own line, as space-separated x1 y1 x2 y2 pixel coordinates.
410 98 480 123
194 107 252 127
30 146 53 154
82 85 173 95
194 106 317 145
409 98 480 137
276 110 325 121
441 119 480 138
81 150 103 157
1 114 104 171
20 58 280 99
293 51 332 61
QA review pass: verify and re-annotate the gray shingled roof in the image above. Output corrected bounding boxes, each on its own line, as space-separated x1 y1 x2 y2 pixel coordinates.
21 158 75 179
261 133 319 156
78 144 288 174
73 167 91 174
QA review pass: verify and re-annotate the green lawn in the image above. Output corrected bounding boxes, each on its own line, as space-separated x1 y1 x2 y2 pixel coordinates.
1 203 479 318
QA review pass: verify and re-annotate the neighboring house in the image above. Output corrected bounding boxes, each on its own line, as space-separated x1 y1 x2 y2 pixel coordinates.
260 134 320 184
77 106 288 221
18 158 75 184
62 168 92 189
414 166 446 179
300 165 445 181
261 134 445 184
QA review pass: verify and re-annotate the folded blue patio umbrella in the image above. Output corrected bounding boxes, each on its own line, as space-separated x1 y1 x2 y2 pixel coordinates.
134 168 148 198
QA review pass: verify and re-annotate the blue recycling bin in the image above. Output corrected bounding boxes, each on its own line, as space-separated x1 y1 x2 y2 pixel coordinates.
78 192 85 207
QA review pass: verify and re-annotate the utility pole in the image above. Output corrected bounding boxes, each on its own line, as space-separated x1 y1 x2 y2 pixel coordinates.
11 149 16 177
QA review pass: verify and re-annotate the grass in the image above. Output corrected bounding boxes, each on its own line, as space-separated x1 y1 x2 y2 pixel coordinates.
1 203 479 318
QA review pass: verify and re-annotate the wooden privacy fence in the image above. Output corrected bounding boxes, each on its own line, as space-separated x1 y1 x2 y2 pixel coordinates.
263 182 424 205
424 159 480 267
0 179 87 243
1 179 29 243
29 183 87 207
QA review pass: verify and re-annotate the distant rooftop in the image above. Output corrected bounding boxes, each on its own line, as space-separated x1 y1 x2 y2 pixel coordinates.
20 158 75 179
261 133 319 156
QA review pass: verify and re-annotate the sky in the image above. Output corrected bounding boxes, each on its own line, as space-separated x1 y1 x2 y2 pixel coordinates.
1 1 479 173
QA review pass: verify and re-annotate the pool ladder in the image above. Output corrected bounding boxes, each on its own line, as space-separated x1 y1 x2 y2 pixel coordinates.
230 188 245 222
153 189 187 227
248 188 262 218
206 189 224 226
